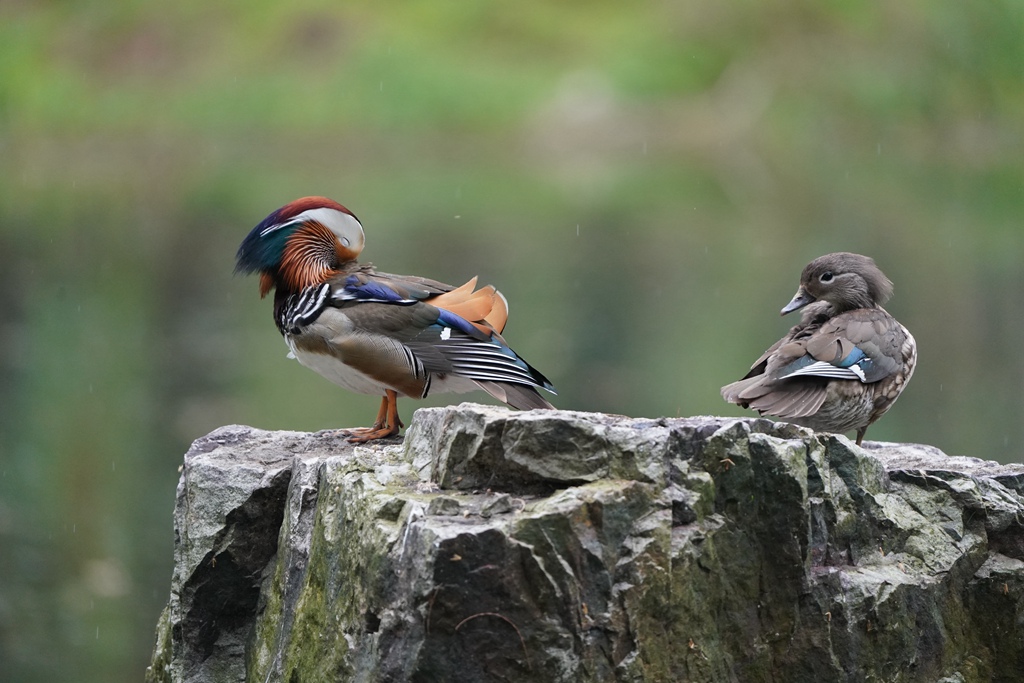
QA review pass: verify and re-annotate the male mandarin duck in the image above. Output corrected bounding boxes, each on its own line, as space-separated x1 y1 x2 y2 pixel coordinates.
235 196 555 442
721 252 916 445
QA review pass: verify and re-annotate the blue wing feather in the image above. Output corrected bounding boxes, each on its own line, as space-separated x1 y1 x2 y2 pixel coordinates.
779 344 870 376
435 309 486 338
337 275 419 304
837 346 866 368
778 348 872 382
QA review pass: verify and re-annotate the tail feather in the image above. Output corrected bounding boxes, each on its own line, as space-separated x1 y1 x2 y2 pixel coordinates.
721 377 760 406
722 376 828 420
475 380 555 410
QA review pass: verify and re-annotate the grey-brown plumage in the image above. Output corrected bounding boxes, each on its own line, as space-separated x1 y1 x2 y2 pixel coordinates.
721 252 917 445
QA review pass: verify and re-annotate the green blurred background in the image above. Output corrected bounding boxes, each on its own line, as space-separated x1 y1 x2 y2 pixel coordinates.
1 0 1021 680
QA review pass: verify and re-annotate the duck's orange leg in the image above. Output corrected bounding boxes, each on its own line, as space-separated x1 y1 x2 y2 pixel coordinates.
341 390 404 442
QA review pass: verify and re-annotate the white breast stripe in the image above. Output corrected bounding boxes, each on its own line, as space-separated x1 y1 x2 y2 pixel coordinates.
279 283 332 332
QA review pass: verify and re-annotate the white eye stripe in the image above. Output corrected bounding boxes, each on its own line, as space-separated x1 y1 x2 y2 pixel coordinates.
301 208 364 247
260 208 364 249
260 218 302 237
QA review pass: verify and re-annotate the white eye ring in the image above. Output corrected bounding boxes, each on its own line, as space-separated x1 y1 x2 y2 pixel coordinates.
820 272 834 283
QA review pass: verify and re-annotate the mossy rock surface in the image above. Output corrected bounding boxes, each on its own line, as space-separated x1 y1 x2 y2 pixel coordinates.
147 405 1024 683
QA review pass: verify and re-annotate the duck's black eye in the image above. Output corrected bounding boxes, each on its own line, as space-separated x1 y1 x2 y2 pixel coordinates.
819 271 834 283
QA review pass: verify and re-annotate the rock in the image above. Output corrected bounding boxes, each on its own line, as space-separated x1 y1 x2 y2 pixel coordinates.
146 404 1024 683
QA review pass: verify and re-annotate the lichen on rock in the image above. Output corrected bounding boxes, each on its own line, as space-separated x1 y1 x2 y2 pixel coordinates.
146 404 1024 683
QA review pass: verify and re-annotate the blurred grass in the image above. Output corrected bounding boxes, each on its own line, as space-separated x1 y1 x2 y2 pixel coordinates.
0 0 1022 681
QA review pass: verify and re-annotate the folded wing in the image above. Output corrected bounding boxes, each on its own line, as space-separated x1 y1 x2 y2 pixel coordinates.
721 308 905 420
282 271 554 409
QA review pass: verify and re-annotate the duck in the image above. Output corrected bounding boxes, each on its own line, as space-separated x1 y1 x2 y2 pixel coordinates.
721 252 916 445
235 196 556 442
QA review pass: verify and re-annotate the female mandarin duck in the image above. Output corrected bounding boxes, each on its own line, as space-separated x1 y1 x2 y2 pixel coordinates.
236 196 555 442
721 252 916 445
